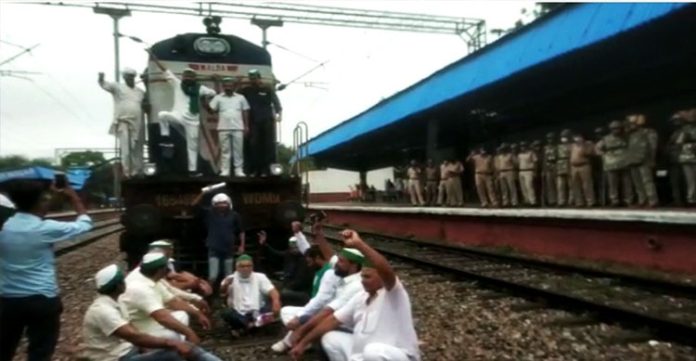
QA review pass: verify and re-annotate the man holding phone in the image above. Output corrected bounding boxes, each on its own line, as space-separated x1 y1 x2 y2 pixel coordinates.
0 180 94 361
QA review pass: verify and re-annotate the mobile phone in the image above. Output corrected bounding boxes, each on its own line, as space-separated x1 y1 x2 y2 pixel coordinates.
54 174 67 189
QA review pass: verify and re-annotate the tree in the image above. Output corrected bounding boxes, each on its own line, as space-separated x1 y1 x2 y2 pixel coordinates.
61 151 106 168
277 142 318 173
0 155 53 170
491 3 565 38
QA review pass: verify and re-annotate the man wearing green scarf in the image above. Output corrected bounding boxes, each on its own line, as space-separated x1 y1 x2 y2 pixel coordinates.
152 58 217 176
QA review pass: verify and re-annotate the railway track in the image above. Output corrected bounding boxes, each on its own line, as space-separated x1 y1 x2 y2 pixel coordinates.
316 224 696 347
45 209 124 256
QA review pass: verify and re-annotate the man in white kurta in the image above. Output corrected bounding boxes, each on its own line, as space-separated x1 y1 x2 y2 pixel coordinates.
290 230 420 361
98 68 145 177
120 253 210 343
209 77 250 177
219 254 281 331
155 67 216 175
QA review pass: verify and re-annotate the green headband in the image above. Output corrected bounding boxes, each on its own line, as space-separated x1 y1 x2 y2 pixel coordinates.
97 270 124 293
340 248 365 265
141 256 168 272
237 254 252 262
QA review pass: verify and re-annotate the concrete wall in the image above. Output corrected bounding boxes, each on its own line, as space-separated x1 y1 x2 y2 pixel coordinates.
308 167 394 202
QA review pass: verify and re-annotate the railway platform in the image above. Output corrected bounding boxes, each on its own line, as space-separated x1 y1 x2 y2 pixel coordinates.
309 202 696 275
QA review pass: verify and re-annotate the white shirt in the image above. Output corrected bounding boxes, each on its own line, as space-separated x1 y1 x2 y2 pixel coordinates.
223 271 275 313
209 92 250 130
294 231 311 255
299 267 341 318
164 69 216 118
99 81 145 133
326 271 363 311
0 193 15 208
120 269 175 334
334 279 420 360
82 295 134 361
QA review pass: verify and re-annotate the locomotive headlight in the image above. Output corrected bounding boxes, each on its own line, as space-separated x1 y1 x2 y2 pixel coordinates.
194 37 230 55
144 163 157 176
270 163 283 176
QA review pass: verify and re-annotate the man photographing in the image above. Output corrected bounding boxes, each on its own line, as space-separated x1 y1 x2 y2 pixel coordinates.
0 180 93 361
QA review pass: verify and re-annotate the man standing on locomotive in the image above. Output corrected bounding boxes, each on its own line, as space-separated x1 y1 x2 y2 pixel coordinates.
239 69 282 177
151 57 216 176
209 77 250 177
191 190 245 287
98 68 146 178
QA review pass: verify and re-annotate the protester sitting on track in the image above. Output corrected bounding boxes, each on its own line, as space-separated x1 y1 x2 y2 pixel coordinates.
149 240 213 297
82 264 223 361
120 252 211 343
284 245 365 351
290 229 421 361
258 227 314 306
131 241 211 314
271 221 340 354
0 180 93 361
219 254 281 336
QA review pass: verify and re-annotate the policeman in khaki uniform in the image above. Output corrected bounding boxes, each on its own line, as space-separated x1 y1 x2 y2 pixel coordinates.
517 142 538 206
676 109 696 205
542 132 558 206
437 160 450 206
406 160 425 206
467 148 498 207
593 127 607 206
569 134 596 207
667 114 685 205
424 159 439 206
446 159 464 206
495 143 518 207
626 115 659 207
595 121 633 206
555 130 573 207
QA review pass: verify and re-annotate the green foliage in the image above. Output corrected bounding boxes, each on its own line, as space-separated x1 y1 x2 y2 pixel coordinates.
492 2 565 36
61 151 106 168
0 155 53 170
277 142 319 172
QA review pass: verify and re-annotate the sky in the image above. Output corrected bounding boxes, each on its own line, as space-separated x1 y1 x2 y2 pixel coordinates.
0 0 534 161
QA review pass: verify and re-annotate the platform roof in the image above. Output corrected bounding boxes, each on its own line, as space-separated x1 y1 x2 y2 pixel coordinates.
301 3 696 170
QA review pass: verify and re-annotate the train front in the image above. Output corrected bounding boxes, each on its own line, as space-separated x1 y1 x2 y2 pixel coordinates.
119 21 303 275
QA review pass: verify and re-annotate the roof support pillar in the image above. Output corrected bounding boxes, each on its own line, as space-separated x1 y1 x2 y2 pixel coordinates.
426 118 439 161
359 170 368 189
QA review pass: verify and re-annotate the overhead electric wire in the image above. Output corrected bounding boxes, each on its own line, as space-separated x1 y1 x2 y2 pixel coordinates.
267 41 321 63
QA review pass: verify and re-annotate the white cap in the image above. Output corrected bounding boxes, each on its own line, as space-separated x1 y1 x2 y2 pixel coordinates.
122 67 137 75
95 264 121 290
149 240 173 248
141 252 168 271
288 236 298 244
211 193 233 209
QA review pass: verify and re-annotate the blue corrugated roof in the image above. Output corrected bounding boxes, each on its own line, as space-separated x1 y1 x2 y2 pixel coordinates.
303 2 688 158
0 166 90 190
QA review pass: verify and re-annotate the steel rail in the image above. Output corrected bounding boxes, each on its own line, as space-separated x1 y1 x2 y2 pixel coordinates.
315 225 696 346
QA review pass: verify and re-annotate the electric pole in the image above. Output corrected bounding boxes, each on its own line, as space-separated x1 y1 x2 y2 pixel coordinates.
93 6 131 207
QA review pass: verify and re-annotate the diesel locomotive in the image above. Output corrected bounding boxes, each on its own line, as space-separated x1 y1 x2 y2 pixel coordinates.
119 18 303 274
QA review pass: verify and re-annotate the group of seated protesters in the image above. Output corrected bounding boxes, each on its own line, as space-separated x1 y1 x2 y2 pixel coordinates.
0 179 420 361
82 225 419 361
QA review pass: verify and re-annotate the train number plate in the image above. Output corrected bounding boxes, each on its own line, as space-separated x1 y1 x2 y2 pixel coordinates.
241 192 280 205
